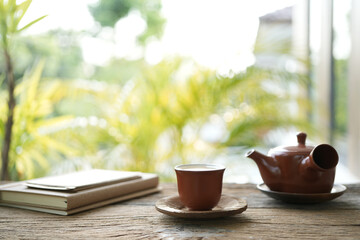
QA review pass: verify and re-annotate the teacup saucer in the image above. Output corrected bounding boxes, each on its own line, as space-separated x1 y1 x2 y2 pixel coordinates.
257 183 347 204
155 195 247 219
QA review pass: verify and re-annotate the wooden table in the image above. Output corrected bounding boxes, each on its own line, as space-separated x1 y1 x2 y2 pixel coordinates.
1 183 359 239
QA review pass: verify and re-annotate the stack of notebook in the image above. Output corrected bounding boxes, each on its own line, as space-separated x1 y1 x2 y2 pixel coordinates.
0 169 160 215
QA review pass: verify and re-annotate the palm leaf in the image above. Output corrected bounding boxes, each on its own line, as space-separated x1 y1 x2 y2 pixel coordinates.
35 115 74 129
17 15 47 33
35 134 78 156
28 148 49 170
13 0 32 27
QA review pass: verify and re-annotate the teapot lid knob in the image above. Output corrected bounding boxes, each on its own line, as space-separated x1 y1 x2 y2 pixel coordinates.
297 132 307 146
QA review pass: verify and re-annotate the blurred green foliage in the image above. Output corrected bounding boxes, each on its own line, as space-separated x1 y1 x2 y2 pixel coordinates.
0 0 47 180
0 0 312 181
0 0 46 48
53 58 311 179
0 30 84 82
1 56 311 180
334 58 347 135
0 61 78 180
89 0 165 45
15 30 84 79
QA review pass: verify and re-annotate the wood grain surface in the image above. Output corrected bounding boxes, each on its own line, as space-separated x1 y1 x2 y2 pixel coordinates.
1 183 359 239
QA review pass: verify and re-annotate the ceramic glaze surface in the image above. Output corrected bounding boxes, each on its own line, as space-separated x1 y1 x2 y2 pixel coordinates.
246 132 339 193
175 164 225 210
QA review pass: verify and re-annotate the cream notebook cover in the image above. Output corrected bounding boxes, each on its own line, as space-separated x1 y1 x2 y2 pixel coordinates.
25 169 141 191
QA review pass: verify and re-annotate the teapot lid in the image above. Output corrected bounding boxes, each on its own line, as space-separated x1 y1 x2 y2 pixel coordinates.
269 132 314 155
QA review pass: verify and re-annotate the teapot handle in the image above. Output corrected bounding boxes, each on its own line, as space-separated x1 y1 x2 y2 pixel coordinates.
297 132 307 146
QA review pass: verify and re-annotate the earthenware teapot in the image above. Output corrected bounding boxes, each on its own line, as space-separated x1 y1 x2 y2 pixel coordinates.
246 132 339 193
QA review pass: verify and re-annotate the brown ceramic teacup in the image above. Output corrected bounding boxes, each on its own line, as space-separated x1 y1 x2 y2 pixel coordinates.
175 163 225 211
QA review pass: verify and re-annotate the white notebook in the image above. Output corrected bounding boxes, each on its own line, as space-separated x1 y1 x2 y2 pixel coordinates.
25 169 141 191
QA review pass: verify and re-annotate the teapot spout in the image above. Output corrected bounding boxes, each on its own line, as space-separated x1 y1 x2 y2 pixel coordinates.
246 149 280 183
299 144 338 192
246 150 277 166
301 144 339 172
